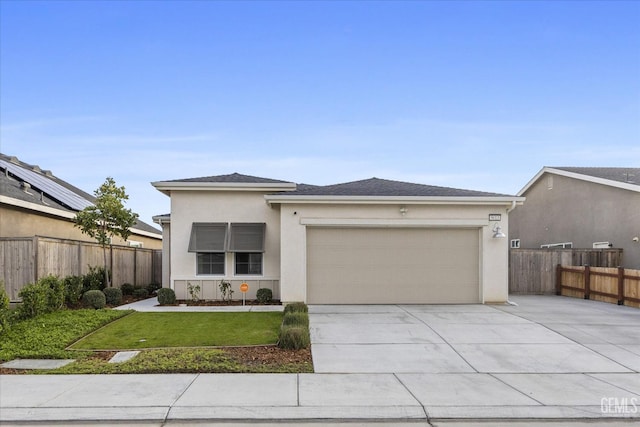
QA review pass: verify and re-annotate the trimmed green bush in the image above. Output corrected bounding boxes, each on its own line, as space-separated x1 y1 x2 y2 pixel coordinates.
157 288 176 305
64 275 84 307
82 290 106 309
278 325 310 350
0 285 12 334
256 288 273 304
17 281 49 319
282 311 309 327
83 266 109 293
103 287 123 306
147 282 162 295
284 302 308 314
133 288 149 299
120 283 135 296
39 275 65 312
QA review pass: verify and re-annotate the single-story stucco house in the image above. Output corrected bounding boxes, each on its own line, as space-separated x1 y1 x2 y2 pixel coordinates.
152 173 524 304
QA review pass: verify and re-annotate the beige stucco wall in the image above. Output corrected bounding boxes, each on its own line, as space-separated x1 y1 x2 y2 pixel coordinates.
279 203 512 304
169 191 282 300
509 173 640 269
0 205 162 249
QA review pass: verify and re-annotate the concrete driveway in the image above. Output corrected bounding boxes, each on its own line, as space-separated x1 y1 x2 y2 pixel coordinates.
309 295 640 374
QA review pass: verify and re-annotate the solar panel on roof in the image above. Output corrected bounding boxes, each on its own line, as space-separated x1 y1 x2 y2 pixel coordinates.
0 159 93 211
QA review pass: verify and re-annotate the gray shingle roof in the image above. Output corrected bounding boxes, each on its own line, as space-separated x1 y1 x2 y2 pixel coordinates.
0 153 160 235
283 177 513 197
163 172 294 184
553 167 640 186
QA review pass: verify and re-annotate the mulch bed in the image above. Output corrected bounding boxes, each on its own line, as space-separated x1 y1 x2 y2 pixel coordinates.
174 299 282 306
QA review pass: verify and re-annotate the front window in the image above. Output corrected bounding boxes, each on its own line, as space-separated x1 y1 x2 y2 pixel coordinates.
197 253 225 275
235 252 263 275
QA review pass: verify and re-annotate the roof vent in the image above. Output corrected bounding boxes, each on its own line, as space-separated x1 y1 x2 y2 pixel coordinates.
21 182 32 193
44 170 53 177
32 166 42 173
9 156 19 164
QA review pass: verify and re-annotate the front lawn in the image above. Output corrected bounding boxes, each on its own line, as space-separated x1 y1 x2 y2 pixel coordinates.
72 312 282 349
0 309 313 374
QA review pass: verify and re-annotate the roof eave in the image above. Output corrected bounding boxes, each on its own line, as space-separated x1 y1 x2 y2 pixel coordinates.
264 195 525 206
1 195 162 239
152 181 297 195
518 167 640 196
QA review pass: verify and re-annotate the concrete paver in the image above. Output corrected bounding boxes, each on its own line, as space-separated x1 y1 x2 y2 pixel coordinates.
108 350 140 363
0 359 75 370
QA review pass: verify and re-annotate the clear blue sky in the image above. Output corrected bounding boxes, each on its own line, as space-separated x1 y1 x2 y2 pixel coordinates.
1 1 639 226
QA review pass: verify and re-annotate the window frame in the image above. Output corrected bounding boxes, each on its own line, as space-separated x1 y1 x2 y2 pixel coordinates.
234 252 263 276
196 252 225 276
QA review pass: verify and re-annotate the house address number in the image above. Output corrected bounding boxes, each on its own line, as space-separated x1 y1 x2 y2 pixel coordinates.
489 214 502 221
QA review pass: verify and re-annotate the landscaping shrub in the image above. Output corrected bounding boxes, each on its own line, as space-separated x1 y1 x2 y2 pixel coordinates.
282 311 309 328
0 285 12 335
133 287 149 299
63 275 84 307
284 302 308 314
39 275 65 312
278 325 310 350
83 266 109 293
82 290 106 309
256 288 273 304
103 287 123 306
157 288 176 305
16 275 66 320
147 282 162 295
120 283 135 296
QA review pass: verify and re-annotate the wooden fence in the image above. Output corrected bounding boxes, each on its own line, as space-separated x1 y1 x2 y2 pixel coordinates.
556 265 640 308
1 236 162 301
509 248 623 294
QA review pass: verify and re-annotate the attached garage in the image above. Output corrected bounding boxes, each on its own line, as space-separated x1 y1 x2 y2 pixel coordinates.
306 227 480 304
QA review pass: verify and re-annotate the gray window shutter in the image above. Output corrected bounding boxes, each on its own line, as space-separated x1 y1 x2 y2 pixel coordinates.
229 223 265 252
188 223 228 252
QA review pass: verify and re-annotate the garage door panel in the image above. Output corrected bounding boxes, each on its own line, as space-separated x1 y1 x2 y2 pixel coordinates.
307 227 480 304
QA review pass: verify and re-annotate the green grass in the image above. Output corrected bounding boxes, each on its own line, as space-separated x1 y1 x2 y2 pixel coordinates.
71 312 283 350
0 309 130 362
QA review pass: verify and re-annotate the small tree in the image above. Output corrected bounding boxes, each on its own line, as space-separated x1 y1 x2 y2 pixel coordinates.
74 177 138 288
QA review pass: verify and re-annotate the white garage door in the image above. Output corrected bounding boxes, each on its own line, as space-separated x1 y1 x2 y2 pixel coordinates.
306 227 480 304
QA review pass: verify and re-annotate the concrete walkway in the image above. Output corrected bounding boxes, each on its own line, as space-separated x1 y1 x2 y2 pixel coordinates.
114 296 284 312
1 296 639 424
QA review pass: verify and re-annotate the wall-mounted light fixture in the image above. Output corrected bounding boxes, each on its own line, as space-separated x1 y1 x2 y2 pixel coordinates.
399 206 408 216
492 223 506 239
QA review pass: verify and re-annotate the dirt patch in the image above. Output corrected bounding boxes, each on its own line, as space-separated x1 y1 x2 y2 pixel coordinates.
225 345 311 366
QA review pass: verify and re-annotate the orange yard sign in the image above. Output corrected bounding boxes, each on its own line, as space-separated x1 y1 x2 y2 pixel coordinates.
240 283 249 293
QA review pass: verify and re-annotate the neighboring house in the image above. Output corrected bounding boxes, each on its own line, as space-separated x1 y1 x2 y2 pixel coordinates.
509 167 640 269
152 173 523 304
0 153 162 248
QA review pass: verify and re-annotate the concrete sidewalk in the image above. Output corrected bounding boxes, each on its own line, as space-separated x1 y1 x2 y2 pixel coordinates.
114 296 284 312
2 372 639 424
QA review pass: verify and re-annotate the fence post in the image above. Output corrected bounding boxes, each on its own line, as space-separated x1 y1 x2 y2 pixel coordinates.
555 264 563 295
617 267 625 305
584 265 591 300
